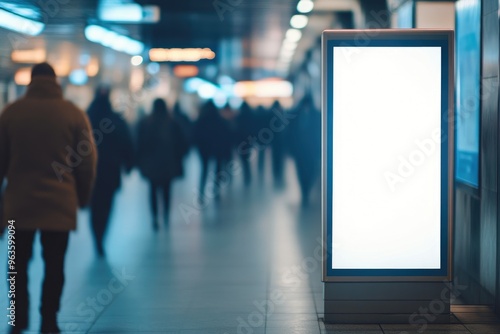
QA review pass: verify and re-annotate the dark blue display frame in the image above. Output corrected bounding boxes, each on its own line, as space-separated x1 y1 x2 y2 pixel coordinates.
323 31 453 281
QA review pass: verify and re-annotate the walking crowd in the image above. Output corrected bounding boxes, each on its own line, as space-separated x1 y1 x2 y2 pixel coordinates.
0 62 320 334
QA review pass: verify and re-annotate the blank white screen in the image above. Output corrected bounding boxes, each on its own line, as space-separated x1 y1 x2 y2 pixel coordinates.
332 46 441 270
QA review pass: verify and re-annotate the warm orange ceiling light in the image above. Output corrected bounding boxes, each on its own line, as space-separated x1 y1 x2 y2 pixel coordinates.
234 79 293 98
149 48 216 62
86 58 99 77
173 65 199 78
14 67 32 85
11 49 46 63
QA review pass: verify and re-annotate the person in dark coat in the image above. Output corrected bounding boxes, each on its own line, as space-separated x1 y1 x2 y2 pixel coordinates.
87 86 134 256
288 95 321 206
270 101 286 187
255 105 271 177
235 102 257 186
173 101 193 154
194 100 233 201
137 98 187 229
0 63 97 334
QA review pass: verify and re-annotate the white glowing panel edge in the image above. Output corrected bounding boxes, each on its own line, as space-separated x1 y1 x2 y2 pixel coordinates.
332 46 441 270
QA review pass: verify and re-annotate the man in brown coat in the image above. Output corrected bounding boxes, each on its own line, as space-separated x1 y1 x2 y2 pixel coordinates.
0 63 97 334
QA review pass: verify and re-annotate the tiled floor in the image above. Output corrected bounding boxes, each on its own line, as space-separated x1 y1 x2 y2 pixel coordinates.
0 154 499 333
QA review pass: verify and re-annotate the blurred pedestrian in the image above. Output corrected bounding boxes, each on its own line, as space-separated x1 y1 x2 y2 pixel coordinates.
87 86 134 256
235 102 257 186
0 62 97 334
137 98 187 229
173 101 193 154
255 105 270 177
270 101 286 187
289 95 321 206
194 100 233 201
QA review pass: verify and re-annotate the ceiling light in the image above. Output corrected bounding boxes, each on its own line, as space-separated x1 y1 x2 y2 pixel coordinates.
234 80 293 98
280 48 295 58
98 3 160 23
149 48 216 62
297 0 314 14
86 58 99 77
11 49 46 63
69 69 88 86
173 65 199 77
213 91 228 108
198 82 218 99
0 2 40 19
84 25 144 56
290 15 308 29
0 8 44 35
286 29 302 43
99 3 142 22
147 62 160 74
14 67 31 85
131 55 143 66
184 77 205 93
282 41 297 51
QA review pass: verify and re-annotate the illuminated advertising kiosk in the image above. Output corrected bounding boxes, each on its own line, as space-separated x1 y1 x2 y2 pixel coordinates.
322 30 454 324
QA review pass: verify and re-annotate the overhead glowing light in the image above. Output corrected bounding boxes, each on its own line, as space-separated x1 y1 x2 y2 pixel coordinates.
228 96 243 109
0 2 40 19
173 65 199 77
184 77 205 93
213 91 228 108
234 80 293 98
290 15 308 29
52 61 71 77
147 62 160 74
280 48 295 58
131 55 143 66
69 69 88 86
149 48 216 62
130 67 144 92
297 0 314 13
98 3 160 23
286 29 302 43
198 82 218 99
79 54 90 65
11 49 46 63
86 58 99 77
84 25 144 55
220 83 234 95
282 41 297 51
0 8 44 36
218 75 234 85
99 3 142 22
14 67 31 85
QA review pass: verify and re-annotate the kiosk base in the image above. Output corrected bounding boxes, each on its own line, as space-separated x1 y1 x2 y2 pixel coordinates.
324 281 452 324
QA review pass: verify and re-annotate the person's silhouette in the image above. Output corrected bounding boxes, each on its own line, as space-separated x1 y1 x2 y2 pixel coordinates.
87 86 134 256
137 99 187 228
0 62 97 334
